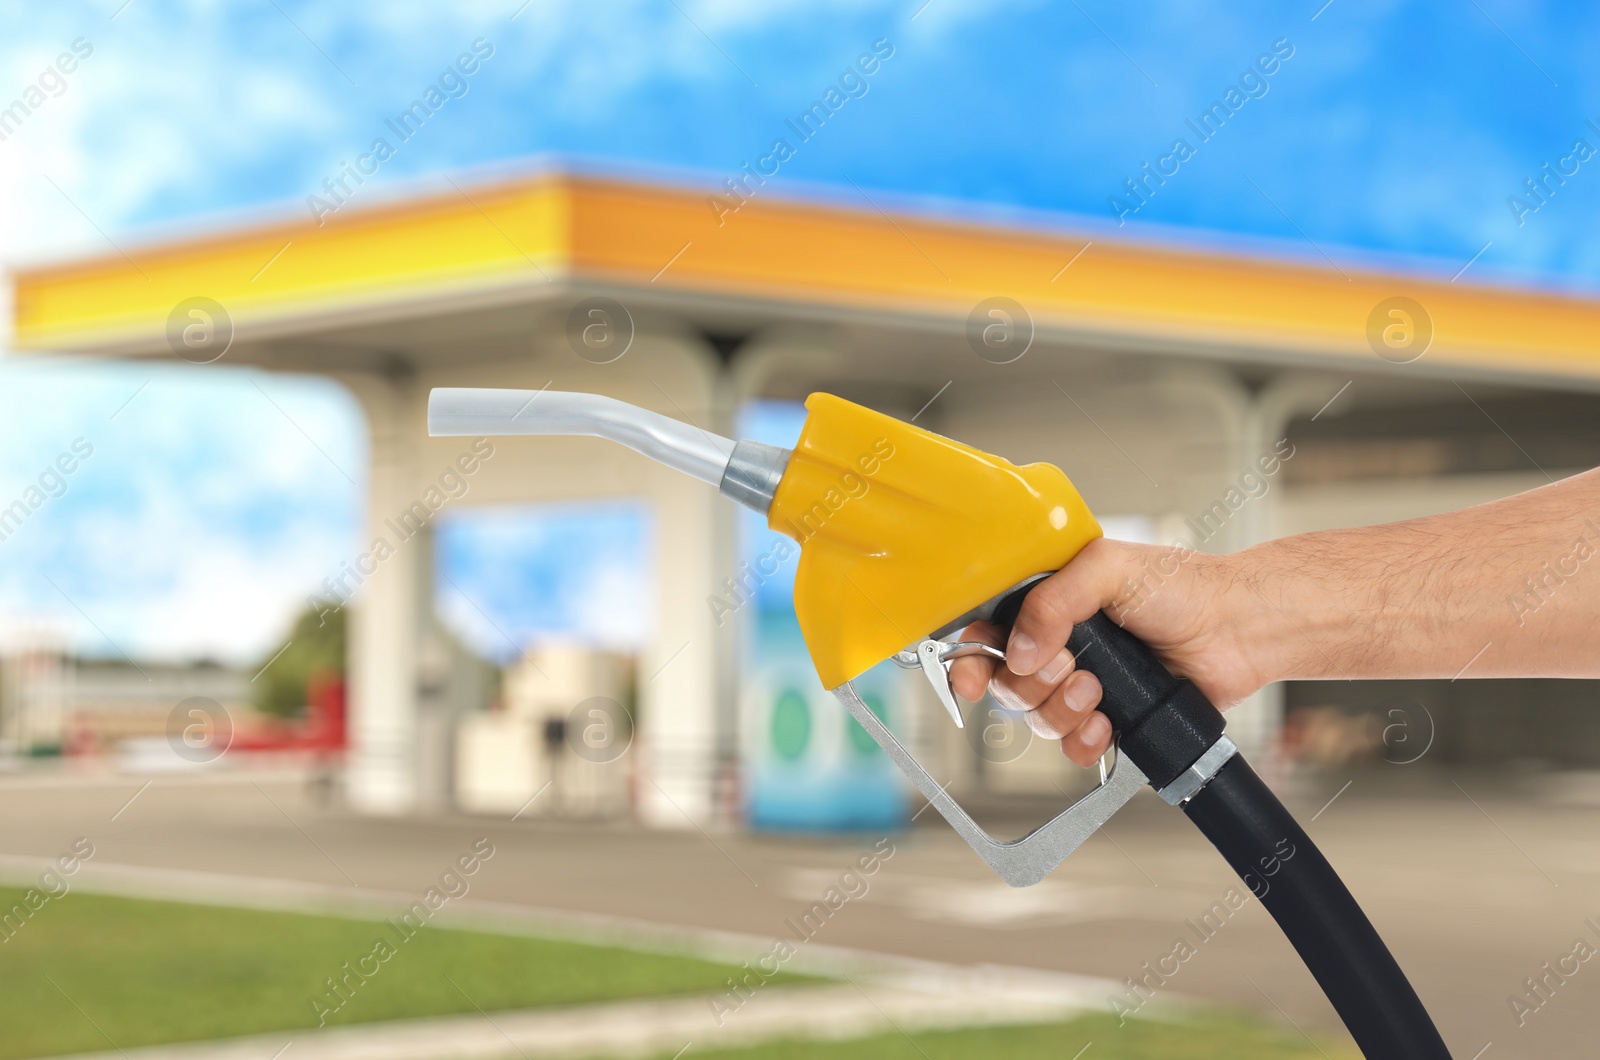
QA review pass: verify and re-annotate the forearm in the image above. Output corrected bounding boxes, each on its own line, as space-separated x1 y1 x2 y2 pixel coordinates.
1242 467 1600 683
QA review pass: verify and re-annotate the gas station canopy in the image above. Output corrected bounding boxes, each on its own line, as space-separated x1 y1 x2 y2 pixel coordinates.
13 167 1600 389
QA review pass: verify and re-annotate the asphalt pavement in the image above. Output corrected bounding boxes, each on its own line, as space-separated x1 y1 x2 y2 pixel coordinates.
0 764 1594 1059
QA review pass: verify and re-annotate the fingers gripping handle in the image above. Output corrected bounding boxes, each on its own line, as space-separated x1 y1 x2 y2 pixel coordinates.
1065 613 1227 789
993 589 1226 790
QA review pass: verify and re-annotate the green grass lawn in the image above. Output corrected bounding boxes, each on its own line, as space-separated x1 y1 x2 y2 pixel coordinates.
0 886 803 1059
0 886 1356 1060
654 1012 1359 1060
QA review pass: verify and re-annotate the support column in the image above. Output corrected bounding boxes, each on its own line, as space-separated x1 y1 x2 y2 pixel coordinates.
344 370 426 815
1238 376 1349 766
413 524 456 816
1156 369 1342 765
637 459 723 826
707 352 741 824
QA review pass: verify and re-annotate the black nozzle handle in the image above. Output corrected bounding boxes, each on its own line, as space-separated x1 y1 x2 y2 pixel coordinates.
1065 612 1227 789
989 584 1451 1058
990 590 1224 789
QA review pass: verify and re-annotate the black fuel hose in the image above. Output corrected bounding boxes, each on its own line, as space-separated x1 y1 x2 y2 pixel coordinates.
990 600 1452 1058
1183 754 1450 1059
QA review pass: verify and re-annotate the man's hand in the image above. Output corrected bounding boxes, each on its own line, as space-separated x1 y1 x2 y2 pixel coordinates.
948 537 1273 765
949 466 1600 765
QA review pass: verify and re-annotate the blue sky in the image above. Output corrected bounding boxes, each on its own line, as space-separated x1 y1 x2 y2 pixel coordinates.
0 1 1594 663
435 501 651 661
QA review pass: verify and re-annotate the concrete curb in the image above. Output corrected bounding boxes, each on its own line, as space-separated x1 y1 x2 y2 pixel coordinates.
36 970 1113 1060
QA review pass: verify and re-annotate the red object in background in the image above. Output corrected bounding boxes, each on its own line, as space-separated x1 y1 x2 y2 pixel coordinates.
302 668 347 750
230 667 346 753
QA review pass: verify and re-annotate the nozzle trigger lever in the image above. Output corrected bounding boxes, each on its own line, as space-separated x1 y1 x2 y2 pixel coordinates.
893 639 1005 729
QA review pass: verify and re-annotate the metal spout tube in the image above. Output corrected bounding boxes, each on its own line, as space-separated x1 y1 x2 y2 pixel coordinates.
427 387 790 514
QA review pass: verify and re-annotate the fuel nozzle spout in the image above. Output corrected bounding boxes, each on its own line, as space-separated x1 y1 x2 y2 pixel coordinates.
427 388 791 515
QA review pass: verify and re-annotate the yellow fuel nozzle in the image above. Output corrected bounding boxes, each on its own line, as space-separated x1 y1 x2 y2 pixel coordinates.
427 386 1100 694
769 393 1101 690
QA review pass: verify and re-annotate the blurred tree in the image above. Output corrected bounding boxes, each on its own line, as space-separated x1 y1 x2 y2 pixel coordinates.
253 606 344 718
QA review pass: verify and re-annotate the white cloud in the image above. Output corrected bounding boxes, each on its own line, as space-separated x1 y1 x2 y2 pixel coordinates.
0 360 362 664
